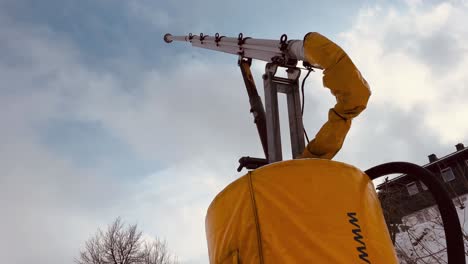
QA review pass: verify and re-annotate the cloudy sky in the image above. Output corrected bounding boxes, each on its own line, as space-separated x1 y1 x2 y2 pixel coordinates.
1 0 468 263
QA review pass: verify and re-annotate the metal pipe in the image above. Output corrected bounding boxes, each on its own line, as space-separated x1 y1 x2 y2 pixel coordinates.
164 33 295 65
166 33 282 47
191 42 284 63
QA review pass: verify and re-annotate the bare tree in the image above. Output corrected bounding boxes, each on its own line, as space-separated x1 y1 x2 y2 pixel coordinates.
141 240 178 264
76 217 178 264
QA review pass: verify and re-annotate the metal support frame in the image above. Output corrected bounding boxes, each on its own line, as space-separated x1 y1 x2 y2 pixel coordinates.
263 64 283 162
263 63 305 163
237 61 306 170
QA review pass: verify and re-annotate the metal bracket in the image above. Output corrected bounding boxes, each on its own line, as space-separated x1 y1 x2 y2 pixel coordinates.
237 156 268 172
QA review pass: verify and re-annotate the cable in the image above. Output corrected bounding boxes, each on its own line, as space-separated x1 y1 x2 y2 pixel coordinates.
301 68 312 143
365 162 465 264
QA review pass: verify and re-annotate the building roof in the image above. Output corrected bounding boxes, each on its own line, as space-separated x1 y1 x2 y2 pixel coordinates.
376 147 468 189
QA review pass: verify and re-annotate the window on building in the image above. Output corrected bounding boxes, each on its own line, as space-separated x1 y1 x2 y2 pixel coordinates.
406 182 419 196
465 160 468 169
441 167 456 182
420 181 428 191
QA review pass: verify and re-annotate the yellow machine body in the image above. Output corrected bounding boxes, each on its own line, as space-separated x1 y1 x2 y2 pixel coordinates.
205 159 398 263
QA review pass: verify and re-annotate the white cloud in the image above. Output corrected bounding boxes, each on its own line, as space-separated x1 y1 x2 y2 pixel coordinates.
123 157 232 263
338 1 468 144
0 7 259 264
127 0 171 30
0 13 135 263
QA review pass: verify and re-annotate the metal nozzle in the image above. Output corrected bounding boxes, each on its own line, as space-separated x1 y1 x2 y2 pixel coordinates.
163 33 173 43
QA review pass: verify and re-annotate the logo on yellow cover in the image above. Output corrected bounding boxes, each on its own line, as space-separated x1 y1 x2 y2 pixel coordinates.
348 212 371 263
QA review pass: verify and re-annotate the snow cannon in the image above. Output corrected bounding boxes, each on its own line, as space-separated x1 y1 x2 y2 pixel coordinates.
206 159 395 263
205 160 465 263
164 32 465 263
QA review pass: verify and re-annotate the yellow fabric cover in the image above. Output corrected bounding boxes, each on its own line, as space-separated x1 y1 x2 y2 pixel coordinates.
206 159 398 263
301 32 371 159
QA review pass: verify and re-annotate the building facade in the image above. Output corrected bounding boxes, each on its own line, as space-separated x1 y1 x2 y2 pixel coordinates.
377 143 468 226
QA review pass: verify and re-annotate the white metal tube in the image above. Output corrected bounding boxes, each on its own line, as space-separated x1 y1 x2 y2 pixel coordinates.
243 38 282 48
165 33 287 47
242 48 283 62
191 42 239 56
190 38 284 60
164 34 188 43
164 33 302 64
204 41 283 54
186 35 283 49
191 42 283 62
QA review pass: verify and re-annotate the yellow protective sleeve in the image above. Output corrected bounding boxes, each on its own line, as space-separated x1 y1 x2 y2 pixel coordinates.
301 32 371 159
205 159 398 263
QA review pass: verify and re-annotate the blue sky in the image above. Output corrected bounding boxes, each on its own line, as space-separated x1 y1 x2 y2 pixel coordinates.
1 0 468 263
1 0 365 68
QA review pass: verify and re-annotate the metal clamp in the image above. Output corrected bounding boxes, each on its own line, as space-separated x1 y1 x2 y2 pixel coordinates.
199 33 207 43
280 34 288 51
237 33 251 46
215 32 224 46
237 33 244 45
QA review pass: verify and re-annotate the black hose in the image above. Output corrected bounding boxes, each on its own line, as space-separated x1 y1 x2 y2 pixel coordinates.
365 162 465 264
301 69 312 143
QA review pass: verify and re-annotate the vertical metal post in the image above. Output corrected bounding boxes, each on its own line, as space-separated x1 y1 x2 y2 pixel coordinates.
263 63 282 163
286 68 305 158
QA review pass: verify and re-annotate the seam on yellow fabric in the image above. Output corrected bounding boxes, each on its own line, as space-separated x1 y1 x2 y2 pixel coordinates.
247 172 264 264
331 108 348 121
